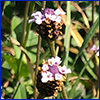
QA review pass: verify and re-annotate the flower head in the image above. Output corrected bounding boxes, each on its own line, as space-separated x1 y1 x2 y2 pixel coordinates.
37 56 71 97
40 56 71 83
29 8 65 24
28 8 65 41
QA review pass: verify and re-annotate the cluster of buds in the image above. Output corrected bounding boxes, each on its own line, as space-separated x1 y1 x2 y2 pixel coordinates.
37 56 71 97
29 8 65 41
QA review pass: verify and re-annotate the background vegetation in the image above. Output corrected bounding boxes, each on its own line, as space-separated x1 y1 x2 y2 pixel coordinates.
1 1 99 99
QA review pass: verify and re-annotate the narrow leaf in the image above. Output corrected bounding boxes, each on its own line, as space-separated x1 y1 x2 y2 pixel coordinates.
73 17 99 66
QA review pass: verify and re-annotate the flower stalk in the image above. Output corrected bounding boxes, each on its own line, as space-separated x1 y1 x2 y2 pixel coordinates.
34 1 46 99
48 40 56 57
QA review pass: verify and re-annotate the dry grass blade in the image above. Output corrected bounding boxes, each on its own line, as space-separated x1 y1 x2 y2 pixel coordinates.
10 37 35 86
97 88 99 99
53 2 84 47
70 26 84 47
72 21 88 33
68 76 96 98
1 45 15 56
69 47 78 54
71 1 90 29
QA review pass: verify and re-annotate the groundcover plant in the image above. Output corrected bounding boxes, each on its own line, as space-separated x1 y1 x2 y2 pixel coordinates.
1 1 99 99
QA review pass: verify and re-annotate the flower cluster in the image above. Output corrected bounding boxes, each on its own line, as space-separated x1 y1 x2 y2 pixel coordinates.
29 8 65 41
37 56 71 97
40 56 71 83
29 8 65 24
90 44 99 57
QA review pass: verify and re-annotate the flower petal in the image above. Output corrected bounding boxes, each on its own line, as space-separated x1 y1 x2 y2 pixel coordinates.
55 73 63 80
54 8 66 15
42 64 49 71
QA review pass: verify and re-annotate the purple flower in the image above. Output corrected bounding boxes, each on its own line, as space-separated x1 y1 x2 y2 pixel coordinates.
28 11 45 24
28 8 66 25
40 56 71 83
48 65 60 77
41 8 54 17
90 45 99 56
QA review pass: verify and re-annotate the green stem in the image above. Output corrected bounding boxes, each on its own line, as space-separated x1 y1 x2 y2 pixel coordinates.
48 40 68 99
21 1 30 46
64 1 71 67
16 1 30 80
61 1 71 99
23 1 35 48
12 82 20 99
34 1 46 99
48 40 56 57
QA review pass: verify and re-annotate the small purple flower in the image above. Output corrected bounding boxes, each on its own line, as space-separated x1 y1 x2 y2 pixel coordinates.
41 8 54 17
48 65 60 77
90 45 99 56
28 11 45 24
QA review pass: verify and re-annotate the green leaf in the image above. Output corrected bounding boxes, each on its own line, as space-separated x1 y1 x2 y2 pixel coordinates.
4 55 18 73
69 50 97 98
73 90 82 99
35 1 42 6
26 31 38 47
11 16 23 59
1 67 11 80
73 17 99 67
11 16 22 31
6 87 14 93
14 83 27 99
3 54 29 78
18 60 29 78
81 53 98 80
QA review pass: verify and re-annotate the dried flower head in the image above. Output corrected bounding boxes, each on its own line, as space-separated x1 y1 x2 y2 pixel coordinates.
36 56 71 97
29 8 65 41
